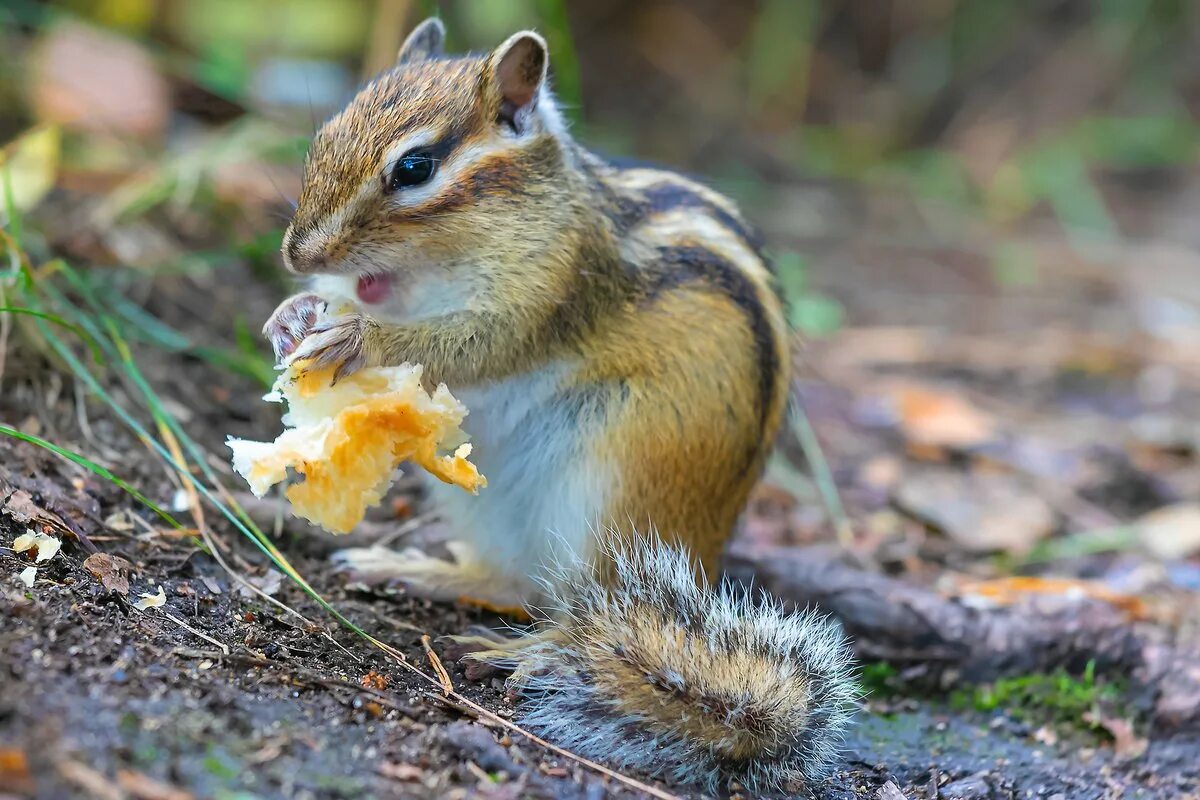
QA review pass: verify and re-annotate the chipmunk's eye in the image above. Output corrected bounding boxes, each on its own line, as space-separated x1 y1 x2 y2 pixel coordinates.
387 152 435 191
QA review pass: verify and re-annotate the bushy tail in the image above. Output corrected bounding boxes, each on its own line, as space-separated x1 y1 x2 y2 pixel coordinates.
509 539 859 795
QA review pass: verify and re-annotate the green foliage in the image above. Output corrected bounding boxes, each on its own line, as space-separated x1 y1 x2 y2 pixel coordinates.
860 661 900 697
744 0 820 116
774 250 843 337
951 661 1128 733
202 745 241 780
990 242 1040 289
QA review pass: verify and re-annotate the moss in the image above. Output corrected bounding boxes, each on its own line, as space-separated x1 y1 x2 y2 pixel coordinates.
950 661 1130 737
860 661 901 698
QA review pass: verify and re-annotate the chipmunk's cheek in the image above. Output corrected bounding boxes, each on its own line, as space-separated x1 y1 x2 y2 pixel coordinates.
356 273 393 305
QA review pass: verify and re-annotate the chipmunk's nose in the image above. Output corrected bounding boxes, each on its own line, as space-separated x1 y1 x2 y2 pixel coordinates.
282 227 330 275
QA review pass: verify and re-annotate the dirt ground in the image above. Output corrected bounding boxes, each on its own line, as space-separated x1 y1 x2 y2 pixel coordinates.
4 423 1198 800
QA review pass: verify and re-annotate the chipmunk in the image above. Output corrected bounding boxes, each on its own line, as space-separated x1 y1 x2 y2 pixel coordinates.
264 18 857 795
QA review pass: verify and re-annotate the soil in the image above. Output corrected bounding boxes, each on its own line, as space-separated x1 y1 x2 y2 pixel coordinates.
5 474 1200 800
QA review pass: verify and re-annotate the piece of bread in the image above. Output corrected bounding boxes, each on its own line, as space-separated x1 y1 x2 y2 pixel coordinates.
228 361 485 534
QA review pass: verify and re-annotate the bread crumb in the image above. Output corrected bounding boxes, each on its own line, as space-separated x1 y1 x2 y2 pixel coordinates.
228 361 484 534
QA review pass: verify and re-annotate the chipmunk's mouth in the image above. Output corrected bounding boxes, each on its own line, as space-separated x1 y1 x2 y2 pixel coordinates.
355 273 392 304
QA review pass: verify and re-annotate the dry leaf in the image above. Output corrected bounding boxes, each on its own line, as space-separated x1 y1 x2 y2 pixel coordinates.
4 490 74 538
133 585 166 610
874 780 909 800
892 384 997 450
83 552 133 595
116 769 194 800
894 470 1054 554
1135 502 1200 561
0 126 60 223
1084 713 1148 759
2 490 43 524
378 762 425 782
954 576 1148 620
30 22 169 139
0 747 33 795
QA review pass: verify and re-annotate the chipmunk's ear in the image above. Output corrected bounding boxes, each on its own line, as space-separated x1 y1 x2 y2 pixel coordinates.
397 17 446 64
483 31 548 133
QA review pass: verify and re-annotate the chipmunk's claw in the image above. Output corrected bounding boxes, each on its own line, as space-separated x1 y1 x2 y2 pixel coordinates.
263 293 327 362
287 313 374 380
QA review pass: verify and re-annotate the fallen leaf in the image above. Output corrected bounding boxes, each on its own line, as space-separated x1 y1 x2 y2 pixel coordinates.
874 780 909 800
894 470 1054 554
83 552 133 595
29 22 170 139
954 576 1148 620
891 384 997 450
1135 502 1200 561
0 747 33 795
1084 713 1148 759
134 585 166 610
378 762 424 782
237 569 283 598
18 566 36 587
361 670 389 690
116 768 194 800
0 126 60 223
4 489 76 538
2 490 42 524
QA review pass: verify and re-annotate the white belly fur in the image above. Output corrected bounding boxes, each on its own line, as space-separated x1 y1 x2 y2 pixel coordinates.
424 360 611 600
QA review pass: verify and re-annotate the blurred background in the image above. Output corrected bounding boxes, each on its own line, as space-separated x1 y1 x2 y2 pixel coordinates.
3 4 1200 795
3 0 1199 333
2 0 1199 566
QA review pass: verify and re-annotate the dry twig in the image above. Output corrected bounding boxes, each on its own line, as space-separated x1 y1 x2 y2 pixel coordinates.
421 633 454 694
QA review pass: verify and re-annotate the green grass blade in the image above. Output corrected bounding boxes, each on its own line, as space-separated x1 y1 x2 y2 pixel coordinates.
789 400 853 545
55 261 273 387
2 166 21 250
14 264 375 641
25 288 372 637
0 305 106 363
0 424 183 529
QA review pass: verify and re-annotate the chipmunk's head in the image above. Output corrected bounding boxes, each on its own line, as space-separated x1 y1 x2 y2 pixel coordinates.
282 18 574 309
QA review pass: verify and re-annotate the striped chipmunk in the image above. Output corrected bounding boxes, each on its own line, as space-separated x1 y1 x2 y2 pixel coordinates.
265 17 858 796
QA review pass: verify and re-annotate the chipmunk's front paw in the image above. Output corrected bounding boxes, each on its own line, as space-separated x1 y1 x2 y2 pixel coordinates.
263 293 327 361
287 312 379 382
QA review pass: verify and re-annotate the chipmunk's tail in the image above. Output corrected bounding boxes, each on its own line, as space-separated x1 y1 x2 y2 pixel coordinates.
507 538 860 795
